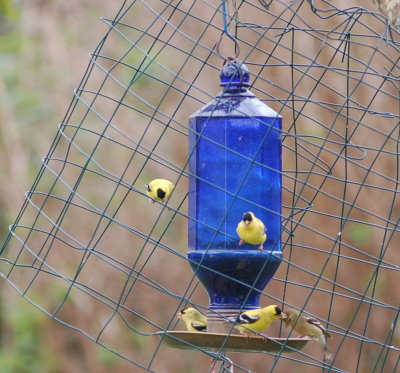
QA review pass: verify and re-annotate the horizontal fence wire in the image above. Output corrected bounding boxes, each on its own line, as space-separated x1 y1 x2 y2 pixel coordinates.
1 0 400 372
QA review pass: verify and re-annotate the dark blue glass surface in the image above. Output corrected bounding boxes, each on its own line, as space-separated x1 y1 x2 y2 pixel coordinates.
188 250 282 309
187 62 282 310
219 61 250 90
189 102 282 252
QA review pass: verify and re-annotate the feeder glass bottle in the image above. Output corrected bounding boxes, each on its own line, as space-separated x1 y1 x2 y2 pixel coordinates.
188 61 282 331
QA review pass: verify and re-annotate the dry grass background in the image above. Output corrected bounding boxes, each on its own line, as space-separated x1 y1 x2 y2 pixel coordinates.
0 1 399 372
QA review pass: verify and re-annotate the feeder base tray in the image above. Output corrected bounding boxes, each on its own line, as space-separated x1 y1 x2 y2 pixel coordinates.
156 331 311 353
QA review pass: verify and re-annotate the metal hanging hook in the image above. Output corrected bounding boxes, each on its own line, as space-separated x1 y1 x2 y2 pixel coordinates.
221 0 236 44
215 0 240 61
215 36 240 62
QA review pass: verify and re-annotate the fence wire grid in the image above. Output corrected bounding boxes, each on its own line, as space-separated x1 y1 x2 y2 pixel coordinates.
1 0 399 372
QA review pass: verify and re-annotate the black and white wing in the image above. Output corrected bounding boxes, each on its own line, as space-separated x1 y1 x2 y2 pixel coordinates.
191 321 206 332
306 317 331 338
236 312 260 325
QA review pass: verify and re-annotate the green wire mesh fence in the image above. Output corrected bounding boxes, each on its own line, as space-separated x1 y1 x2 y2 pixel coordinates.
1 0 399 372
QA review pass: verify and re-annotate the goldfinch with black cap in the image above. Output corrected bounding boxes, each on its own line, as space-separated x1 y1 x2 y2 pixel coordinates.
145 179 174 204
236 211 267 251
177 307 207 332
231 305 285 336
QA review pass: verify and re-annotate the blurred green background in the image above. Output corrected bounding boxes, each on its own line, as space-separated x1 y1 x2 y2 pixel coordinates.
0 2 131 372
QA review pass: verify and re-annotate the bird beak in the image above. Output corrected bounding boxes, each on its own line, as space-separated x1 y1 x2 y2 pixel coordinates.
281 316 290 327
176 313 182 319
279 312 287 319
245 220 250 226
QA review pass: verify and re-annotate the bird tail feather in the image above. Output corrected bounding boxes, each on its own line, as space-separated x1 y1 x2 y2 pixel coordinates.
317 334 332 361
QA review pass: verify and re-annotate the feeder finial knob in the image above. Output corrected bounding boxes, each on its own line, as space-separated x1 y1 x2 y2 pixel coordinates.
220 60 250 92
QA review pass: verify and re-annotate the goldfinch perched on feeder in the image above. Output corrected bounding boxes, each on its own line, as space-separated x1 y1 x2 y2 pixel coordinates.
231 305 285 336
145 179 174 204
236 211 267 251
283 308 332 361
177 307 207 332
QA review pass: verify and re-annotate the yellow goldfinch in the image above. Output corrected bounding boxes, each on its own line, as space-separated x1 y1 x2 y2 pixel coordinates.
145 179 174 204
236 211 267 251
177 307 207 332
231 305 285 336
283 308 332 361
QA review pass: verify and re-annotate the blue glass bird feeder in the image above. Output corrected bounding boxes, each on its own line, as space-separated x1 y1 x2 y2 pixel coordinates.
188 61 283 332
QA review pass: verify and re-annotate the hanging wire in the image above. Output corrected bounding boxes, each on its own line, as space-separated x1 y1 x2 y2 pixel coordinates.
216 0 240 59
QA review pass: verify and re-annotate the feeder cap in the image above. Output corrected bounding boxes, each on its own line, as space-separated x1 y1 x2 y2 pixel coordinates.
220 60 250 90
